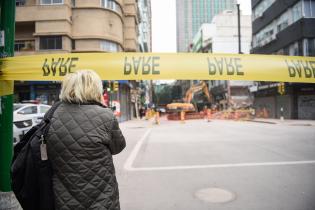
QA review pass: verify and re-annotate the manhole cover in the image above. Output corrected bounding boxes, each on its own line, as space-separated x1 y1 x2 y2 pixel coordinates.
195 188 236 204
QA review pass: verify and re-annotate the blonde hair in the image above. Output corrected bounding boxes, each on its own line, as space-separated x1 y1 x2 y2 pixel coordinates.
59 70 103 104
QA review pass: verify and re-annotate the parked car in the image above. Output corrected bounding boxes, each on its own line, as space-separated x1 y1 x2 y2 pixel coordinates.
13 103 51 143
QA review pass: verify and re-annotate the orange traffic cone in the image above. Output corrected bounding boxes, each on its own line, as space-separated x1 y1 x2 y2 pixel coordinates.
180 111 185 123
155 112 160 125
207 109 211 122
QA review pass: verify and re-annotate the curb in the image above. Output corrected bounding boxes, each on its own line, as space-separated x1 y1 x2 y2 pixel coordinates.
247 120 315 126
246 120 277 124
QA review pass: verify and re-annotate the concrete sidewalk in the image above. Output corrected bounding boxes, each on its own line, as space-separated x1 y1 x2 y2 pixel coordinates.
247 118 315 126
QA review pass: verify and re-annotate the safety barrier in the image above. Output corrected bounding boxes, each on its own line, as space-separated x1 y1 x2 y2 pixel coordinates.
1 53 315 97
1 53 314 82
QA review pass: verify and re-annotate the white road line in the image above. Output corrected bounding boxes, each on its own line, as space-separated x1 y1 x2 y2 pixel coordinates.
126 160 315 172
124 128 152 171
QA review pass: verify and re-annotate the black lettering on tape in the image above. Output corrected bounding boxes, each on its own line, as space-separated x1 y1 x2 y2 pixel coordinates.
214 57 223 75
42 57 78 77
285 60 296 77
123 56 160 75
207 58 216 75
152 56 160 75
225 58 235 75
124 57 132 75
42 58 50 76
286 59 315 78
59 58 70 76
142 57 151 75
69 57 79 73
292 60 302 78
208 57 244 76
310 61 315 78
51 58 61 76
235 58 244 76
132 57 141 75
301 60 312 78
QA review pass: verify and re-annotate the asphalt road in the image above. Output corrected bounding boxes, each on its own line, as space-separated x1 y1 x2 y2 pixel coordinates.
113 119 315 210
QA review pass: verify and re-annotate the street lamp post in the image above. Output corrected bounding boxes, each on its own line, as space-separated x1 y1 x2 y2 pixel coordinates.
0 0 22 209
237 3 242 54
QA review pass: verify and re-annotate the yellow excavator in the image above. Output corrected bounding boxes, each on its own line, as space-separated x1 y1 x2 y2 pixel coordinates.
166 81 212 113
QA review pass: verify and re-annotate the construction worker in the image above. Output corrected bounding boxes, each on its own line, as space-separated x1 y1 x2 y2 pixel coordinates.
180 110 185 123
154 108 160 125
206 108 212 122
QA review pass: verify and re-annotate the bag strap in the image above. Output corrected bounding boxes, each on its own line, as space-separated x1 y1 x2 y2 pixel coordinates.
44 101 62 122
42 101 62 137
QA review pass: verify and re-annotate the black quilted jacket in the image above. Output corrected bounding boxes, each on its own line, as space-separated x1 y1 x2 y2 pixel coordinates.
46 102 126 210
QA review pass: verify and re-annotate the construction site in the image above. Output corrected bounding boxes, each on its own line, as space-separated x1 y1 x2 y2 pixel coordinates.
151 80 254 122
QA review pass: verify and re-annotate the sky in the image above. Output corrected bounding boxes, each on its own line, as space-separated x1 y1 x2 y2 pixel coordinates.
151 0 252 52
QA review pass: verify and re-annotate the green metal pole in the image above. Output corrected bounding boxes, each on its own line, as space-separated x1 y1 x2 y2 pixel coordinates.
0 0 15 192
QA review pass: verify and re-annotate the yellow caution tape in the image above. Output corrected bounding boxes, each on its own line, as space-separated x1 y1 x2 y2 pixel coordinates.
0 81 14 96
0 53 315 83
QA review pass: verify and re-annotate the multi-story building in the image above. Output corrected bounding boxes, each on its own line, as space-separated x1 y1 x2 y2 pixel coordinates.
191 10 253 110
138 0 151 52
137 0 153 109
251 0 315 120
14 0 140 121
176 0 237 52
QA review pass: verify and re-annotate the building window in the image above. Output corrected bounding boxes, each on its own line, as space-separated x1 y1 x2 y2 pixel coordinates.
276 11 289 33
253 0 276 20
292 1 303 22
15 42 25 51
71 0 75 7
304 0 315 17
39 36 62 50
289 41 303 56
253 1 305 48
16 0 26 6
100 40 121 52
304 38 315 56
71 39 75 50
14 40 35 51
101 0 122 14
40 0 64 5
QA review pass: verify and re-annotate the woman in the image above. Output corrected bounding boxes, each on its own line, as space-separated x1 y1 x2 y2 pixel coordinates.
47 70 126 210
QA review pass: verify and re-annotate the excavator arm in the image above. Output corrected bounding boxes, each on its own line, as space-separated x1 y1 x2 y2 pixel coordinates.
167 81 212 113
184 81 212 103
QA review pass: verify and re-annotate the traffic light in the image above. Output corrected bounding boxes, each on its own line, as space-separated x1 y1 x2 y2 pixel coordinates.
278 82 285 95
113 81 119 92
104 81 112 92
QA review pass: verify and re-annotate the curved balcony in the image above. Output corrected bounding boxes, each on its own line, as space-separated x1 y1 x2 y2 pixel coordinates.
72 8 124 45
16 4 72 22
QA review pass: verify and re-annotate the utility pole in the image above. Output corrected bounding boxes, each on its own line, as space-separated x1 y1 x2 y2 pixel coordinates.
227 3 242 109
0 0 21 209
237 3 242 54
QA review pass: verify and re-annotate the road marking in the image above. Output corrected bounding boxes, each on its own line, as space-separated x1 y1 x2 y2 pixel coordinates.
123 127 315 172
124 128 152 171
125 160 315 172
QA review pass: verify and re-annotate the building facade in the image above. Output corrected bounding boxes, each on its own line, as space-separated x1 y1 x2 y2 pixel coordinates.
251 0 315 120
138 0 151 52
191 10 254 110
176 0 237 52
14 0 141 121
137 0 153 110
